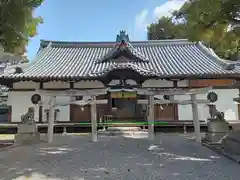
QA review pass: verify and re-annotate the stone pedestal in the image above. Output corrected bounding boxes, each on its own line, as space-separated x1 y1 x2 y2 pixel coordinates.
207 120 229 142
221 124 240 155
15 124 41 144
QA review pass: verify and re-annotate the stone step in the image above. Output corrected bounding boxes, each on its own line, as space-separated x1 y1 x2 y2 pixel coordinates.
98 130 148 136
104 127 143 132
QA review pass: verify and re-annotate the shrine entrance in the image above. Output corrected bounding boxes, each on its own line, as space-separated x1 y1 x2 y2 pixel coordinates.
110 90 140 121
102 68 147 122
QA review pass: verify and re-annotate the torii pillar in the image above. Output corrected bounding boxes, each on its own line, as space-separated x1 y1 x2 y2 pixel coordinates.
148 95 155 140
91 95 97 142
191 94 201 143
48 96 56 143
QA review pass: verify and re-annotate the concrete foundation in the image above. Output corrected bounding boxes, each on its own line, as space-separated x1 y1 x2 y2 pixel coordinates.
15 124 41 144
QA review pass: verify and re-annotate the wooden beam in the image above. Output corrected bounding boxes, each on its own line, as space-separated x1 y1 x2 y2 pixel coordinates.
53 99 108 106
36 88 108 96
179 99 210 105
36 87 211 97
137 87 212 95
137 99 210 105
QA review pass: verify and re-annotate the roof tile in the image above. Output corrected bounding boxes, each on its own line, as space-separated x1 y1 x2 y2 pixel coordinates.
1 39 240 80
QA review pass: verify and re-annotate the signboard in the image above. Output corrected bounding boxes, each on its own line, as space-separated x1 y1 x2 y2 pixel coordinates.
111 91 137 98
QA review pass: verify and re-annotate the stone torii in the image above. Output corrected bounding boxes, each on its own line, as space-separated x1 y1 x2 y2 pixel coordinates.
35 88 108 143
136 87 212 142
34 86 211 144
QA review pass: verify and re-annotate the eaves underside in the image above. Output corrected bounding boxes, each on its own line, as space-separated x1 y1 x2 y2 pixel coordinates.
2 73 240 83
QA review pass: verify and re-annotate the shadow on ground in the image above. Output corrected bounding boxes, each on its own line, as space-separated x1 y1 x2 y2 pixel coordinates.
0 134 239 180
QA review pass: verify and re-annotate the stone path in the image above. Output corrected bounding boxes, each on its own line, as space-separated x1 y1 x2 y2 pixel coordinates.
0 133 239 180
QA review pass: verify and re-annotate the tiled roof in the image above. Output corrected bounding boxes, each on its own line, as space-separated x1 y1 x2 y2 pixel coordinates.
1 33 240 80
89 62 156 77
3 63 29 74
95 42 149 63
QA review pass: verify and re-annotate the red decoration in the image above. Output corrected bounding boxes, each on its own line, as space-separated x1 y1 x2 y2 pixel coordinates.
119 42 126 47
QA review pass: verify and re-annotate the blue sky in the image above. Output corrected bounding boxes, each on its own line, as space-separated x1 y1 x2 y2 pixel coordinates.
27 0 186 60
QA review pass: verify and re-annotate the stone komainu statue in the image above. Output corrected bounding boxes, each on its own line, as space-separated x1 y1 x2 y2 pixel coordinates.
214 111 225 121
208 105 225 121
21 107 35 124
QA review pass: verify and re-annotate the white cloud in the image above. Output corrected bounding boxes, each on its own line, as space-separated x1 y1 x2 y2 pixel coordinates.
153 0 187 19
133 0 187 38
135 9 149 32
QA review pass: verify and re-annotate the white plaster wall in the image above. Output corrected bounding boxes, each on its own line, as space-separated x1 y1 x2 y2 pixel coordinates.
41 95 70 122
13 79 189 89
43 81 70 89
176 89 239 122
7 91 39 122
142 79 173 87
55 96 71 122
74 81 104 89
13 80 104 89
13 81 39 89
177 80 189 87
142 80 189 88
8 91 70 123
10 80 105 123
10 81 239 123
175 95 192 121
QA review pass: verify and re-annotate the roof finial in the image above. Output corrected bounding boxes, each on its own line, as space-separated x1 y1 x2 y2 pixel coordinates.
116 30 129 43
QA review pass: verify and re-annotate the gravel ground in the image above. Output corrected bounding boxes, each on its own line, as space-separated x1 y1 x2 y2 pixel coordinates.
0 133 239 180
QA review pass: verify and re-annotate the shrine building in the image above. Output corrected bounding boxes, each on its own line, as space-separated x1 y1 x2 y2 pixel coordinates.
1 30 240 143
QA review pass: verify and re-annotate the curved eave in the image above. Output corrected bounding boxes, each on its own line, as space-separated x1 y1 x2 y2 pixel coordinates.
0 73 240 86
1 73 240 83
197 42 239 70
0 76 105 84
88 63 157 77
95 42 149 63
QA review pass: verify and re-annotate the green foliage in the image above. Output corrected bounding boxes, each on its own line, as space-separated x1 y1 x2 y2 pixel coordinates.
147 17 188 40
148 0 240 60
0 0 44 54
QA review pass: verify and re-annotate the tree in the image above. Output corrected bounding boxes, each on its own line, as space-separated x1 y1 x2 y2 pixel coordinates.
0 0 44 55
147 17 188 40
148 0 240 60
176 0 239 28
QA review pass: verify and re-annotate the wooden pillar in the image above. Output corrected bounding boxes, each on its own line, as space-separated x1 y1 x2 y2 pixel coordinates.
91 95 97 142
191 94 201 143
34 104 39 122
39 106 43 123
48 96 56 143
148 95 154 140
39 83 43 123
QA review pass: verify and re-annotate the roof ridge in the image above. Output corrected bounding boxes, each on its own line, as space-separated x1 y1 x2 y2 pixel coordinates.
95 41 149 63
40 39 194 48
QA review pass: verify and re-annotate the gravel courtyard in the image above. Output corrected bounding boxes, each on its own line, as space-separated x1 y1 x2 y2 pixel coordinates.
0 133 239 180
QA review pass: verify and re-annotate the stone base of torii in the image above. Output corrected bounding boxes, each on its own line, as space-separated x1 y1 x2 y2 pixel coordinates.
35 87 211 143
